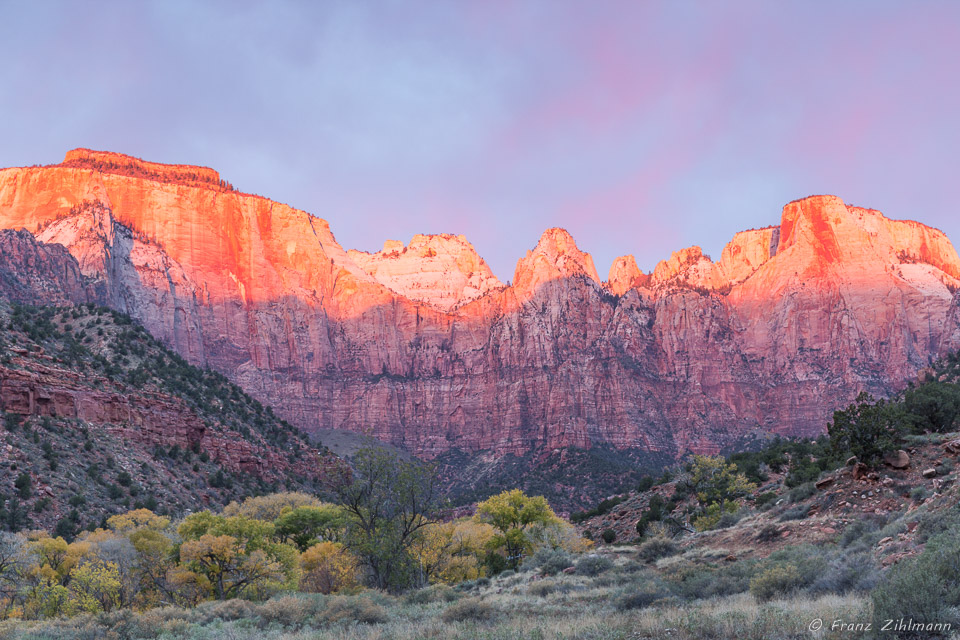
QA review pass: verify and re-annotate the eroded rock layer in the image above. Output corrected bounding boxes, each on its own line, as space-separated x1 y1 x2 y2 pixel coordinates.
2 151 959 460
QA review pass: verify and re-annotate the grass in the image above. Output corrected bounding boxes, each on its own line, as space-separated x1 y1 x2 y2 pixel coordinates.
0 591 870 640
0 552 872 640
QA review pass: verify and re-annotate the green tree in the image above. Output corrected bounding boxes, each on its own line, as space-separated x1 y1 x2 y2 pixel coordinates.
474 489 561 569
902 381 960 434
828 392 902 466
274 505 347 552
336 448 438 592
177 512 298 599
688 455 756 506
14 473 32 500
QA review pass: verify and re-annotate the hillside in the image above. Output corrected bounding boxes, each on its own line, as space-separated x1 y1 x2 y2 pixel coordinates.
0 299 346 536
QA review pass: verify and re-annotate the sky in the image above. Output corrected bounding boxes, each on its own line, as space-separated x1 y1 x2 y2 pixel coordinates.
2 1 959 280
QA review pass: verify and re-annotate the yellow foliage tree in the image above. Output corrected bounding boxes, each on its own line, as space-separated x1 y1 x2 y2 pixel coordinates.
411 519 496 585
299 541 359 594
67 559 121 613
474 490 561 569
221 492 323 521
180 534 286 600
106 509 171 534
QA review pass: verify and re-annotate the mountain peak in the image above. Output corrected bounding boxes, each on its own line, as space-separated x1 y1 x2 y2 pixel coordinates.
607 255 648 295
513 228 601 293
346 233 503 311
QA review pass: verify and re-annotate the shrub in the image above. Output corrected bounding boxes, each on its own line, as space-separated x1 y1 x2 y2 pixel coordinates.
915 509 960 544
693 500 739 531
257 595 321 628
666 560 757 601
756 524 781 543
576 554 614 576
750 563 803 602
601 528 616 544
839 515 886 549
637 537 679 563
321 596 389 624
194 598 258 623
617 585 668 610
809 551 880 595
405 584 458 604
528 579 570 597
524 548 573 575
754 491 777 509
778 505 810 522
14 473 31 499
788 482 816 503
872 528 960 635
454 579 476 592
441 597 498 622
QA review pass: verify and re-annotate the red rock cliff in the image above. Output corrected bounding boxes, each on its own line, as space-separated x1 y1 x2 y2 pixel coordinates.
2 152 960 460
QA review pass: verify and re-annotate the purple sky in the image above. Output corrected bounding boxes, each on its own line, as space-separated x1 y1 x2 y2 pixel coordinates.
2 1 959 280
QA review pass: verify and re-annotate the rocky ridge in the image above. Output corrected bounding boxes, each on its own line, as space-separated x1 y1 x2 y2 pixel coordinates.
1 150 959 468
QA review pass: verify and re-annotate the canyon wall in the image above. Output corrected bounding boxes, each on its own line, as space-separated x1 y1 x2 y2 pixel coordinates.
2 150 959 460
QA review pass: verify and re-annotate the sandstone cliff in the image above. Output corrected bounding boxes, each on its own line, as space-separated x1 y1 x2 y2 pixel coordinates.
2 151 959 464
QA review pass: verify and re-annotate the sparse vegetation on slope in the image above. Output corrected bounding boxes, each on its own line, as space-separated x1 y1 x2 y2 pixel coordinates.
0 302 342 535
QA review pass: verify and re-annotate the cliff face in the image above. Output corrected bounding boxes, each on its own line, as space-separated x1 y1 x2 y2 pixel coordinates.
0 229 94 305
2 151 959 462
347 234 503 311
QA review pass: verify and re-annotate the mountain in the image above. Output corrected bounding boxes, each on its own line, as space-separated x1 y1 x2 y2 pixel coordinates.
0 249 346 533
2 149 959 507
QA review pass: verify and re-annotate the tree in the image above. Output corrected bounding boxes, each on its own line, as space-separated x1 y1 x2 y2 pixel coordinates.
829 392 902 466
106 508 170 534
67 559 121 613
0 532 27 616
336 447 438 592
14 473 32 500
80 529 141 609
222 492 322 520
410 520 495 585
179 534 284 600
688 455 757 506
274 504 347 552
902 381 960 434
299 541 359 594
474 489 561 569
128 527 177 606
177 512 297 599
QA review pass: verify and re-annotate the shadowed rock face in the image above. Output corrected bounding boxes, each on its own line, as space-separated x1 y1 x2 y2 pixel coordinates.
2 151 960 461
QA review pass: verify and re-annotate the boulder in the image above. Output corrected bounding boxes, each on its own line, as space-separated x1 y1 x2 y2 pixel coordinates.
815 476 835 490
884 450 910 469
853 462 870 481
922 468 937 478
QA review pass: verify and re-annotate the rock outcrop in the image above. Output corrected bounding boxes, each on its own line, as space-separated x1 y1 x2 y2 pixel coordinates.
0 229 95 305
347 234 503 311
2 150 959 463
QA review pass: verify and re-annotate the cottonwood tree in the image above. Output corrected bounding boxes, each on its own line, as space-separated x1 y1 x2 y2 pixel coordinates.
335 447 438 591
177 512 297 600
274 504 347 551
474 489 561 569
